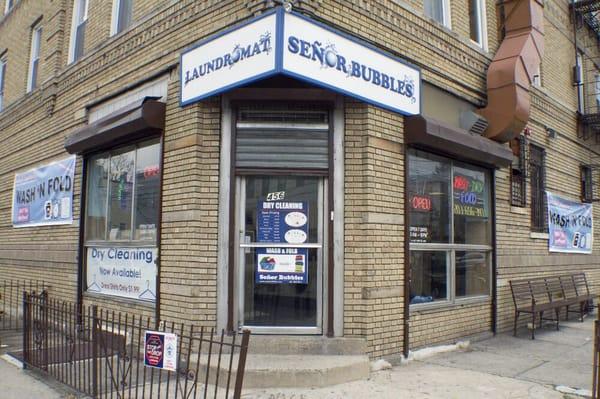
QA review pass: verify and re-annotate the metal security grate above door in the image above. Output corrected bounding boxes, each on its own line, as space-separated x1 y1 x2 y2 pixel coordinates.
235 105 330 170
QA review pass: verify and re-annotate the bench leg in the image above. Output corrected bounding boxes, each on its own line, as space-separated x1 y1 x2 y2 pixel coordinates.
513 311 518 337
566 305 570 321
531 312 536 340
555 308 560 331
539 311 544 328
580 302 585 322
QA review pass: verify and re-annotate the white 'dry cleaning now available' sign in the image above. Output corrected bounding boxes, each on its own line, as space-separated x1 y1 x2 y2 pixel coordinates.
180 8 420 116
87 247 157 302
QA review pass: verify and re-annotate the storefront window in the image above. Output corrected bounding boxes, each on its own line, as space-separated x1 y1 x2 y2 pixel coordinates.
410 251 447 303
455 251 489 298
408 149 492 306
453 164 491 245
84 139 161 302
108 147 135 240
408 152 450 243
85 140 160 242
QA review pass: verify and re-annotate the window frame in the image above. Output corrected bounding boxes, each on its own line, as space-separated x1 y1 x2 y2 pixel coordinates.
510 135 527 207
469 0 488 50
577 52 585 114
4 0 13 15
424 0 451 29
581 165 593 203
408 149 493 309
27 23 42 93
68 0 89 64
529 143 547 233
110 0 133 36
0 58 6 112
83 138 161 246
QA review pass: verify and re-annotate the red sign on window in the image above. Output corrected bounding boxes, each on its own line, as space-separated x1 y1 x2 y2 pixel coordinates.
143 165 160 179
411 195 432 212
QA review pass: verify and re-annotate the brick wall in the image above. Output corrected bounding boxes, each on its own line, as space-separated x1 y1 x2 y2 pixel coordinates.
0 0 599 361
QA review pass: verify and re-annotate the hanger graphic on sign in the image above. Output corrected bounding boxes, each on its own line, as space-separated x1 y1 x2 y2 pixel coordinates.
87 274 101 292
139 280 156 300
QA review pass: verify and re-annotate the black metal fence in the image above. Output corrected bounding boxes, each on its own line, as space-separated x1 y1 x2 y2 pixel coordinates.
22 291 251 399
0 279 47 330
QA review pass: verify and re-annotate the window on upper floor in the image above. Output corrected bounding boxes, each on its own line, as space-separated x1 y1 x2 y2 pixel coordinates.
424 0 451 28
4 0 14 14
0 59 6 112
532 65 542 87
469 0 487 50
27 24 42 93
69 0 88 63
576 52 585 114
581 165 593 203
594 72 600 113
111 0 133 36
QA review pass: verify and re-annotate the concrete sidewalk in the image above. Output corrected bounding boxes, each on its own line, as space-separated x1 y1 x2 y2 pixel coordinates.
244 315 596 399
0 314 596 398
0 331 69 398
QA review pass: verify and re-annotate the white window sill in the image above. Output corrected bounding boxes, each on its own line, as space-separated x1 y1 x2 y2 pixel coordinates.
510 206 528 215
530 232 549 240
410 296 490 313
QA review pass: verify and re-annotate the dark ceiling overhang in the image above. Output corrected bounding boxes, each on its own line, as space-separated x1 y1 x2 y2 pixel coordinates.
64 97 166 155
405 115 513 168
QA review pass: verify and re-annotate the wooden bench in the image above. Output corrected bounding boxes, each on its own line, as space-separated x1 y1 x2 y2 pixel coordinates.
560 273 594 321
510 273 593 339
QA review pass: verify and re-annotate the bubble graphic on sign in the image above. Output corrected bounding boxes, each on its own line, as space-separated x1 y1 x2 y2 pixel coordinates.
285 212 307 228
285 229 307 244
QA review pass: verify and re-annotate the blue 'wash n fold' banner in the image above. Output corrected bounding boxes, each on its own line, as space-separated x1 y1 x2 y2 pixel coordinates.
547 191 593 254
12 156 76 227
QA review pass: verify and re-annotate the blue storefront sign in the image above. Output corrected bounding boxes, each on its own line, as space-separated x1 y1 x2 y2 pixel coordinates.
12 156 76 228
180 8 420 116
257 200 309 243
547 191 593 254
256 200 309 284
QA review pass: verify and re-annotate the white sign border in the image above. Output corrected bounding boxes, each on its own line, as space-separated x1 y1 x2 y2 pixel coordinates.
179 8 281 107
11 155 77 228
279 11 421 116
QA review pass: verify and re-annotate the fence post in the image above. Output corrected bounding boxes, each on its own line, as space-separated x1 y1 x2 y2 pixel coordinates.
92 305 98 398
233 329 251 399
22 291 28 370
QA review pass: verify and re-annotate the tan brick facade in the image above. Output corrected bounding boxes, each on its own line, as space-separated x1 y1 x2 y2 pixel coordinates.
0 0 598 361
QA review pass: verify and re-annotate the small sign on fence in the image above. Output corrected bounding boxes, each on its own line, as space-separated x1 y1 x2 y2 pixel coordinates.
144 330 178 371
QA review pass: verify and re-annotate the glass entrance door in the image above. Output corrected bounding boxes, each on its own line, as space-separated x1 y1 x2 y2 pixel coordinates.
237 175 324 334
